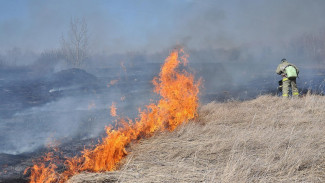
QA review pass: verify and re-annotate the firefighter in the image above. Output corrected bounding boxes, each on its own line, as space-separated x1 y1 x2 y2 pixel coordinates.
276 58 299 98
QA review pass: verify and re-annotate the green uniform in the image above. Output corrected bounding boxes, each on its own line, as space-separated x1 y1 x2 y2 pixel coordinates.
276 61 299 98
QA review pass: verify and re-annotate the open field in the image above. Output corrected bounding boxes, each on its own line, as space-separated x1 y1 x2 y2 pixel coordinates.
69 94 325 183
1 63 324 182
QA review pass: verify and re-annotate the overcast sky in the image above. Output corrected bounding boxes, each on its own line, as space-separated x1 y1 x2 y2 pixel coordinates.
1 0 325 54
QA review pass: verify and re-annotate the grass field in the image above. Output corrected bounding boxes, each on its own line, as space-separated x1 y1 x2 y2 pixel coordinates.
68 94 325 183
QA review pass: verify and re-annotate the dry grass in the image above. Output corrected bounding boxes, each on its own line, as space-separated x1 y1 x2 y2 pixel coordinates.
68 94 325 183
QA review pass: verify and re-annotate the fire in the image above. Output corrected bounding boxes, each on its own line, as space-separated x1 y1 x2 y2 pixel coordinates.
24 152 58 183
110 102 117 117
106 80 119 88
26 49 200 183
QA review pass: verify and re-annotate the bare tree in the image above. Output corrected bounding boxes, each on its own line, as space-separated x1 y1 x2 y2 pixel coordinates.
61 18 89 67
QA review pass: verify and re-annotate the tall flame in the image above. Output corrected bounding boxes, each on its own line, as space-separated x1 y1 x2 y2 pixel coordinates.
26 49 200 183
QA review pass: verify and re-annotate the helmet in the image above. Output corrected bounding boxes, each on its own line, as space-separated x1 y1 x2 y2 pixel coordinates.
281 58 287 62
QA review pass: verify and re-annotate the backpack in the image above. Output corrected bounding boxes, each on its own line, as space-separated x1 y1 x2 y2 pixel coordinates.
285 65 297 79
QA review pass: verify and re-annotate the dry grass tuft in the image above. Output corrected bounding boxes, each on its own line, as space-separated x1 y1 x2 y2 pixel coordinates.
69 94 325 183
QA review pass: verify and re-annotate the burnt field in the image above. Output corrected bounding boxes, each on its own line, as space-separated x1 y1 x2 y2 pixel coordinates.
0 62 324 182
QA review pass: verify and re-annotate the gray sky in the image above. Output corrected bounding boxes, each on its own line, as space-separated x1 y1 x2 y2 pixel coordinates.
1 0 325 54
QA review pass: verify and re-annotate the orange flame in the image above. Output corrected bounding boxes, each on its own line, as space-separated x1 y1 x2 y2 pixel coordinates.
24 152 58 183
110 102 117 117
26 49 200 183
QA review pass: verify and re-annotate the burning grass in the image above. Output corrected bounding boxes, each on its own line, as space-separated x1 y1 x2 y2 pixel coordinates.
69 94 325 182
25 49 200 183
